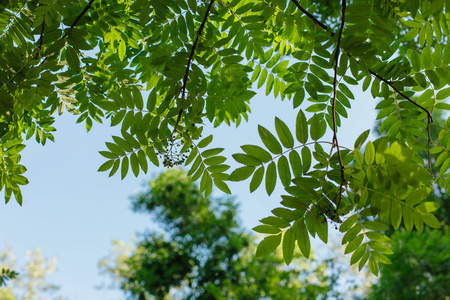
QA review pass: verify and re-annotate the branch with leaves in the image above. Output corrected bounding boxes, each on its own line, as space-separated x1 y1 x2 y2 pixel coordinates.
0 0 448 278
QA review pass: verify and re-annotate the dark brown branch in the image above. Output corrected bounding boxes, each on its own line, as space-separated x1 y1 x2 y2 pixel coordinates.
369 70 433 122
71 0 94 29
290 0 432 124
173 0 215 135
34 15 45 60
331 0 346 211
62 0 94 39
290 0 330 34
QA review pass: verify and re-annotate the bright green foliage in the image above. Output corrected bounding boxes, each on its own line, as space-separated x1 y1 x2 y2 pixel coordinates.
0 0 448 275
99 169 341 299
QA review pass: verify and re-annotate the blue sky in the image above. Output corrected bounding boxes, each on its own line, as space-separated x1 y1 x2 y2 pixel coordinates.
0 85 376 299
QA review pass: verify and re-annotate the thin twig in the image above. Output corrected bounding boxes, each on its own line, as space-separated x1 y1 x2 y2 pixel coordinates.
289 0 330 33
427 115 432 174
290 0 434 177
331 0 346 211
172 0 215 136
290 0 432 122
62 0 95 39
34 15 45 60
368 70 433 122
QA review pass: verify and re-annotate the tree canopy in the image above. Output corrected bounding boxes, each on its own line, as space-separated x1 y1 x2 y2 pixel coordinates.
1 0 449 275
99 168 343 300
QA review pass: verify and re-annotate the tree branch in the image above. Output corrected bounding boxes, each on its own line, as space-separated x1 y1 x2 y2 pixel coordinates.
290 0 432 122
34 15 45 60
331 0 346 211
368 70 433 122
289 0 330 34
290 0 433 175
62 0 94 39
173 0 215 136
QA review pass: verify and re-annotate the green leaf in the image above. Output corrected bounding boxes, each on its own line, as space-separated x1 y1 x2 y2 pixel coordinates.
289 150 302 178
197 135 213 148
130 152 140 177
420 212 441 228
363 221 389 231
407 49 421 72
354 129 370 150
118 40 126 61
354 149 364 165
201 148 224 157
65 46 80 73
309 209 328 243
414 211 424 233
301 147 311 174
213 178 231 194
309 114 326 141
343 224 362 244
368 256 379 276
358 251 370 271
233 153 262 166
403 206 414 232
258 125 283 154
241 145 272 162
296 220 311 258
364 141 375 165
260 216 290 228
416 202 440 213
98 160 114 172
278 155 291 188
351 245 367 265
204 156 226 165
345 234 364 254
390 201 402 229
265 161 277 195
339 214 358 233
253 225 281 234
275 117 294 148
229 166 255 181
146 147 159 167
371 251 392 265
250 166 265 192
296 110 308 143
137 150 148 174
255 234 282 257
282 227 295 265
368 241 393 255
121 156 129 179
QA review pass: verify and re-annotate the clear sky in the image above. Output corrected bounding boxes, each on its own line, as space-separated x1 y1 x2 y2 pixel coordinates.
0 82 376 299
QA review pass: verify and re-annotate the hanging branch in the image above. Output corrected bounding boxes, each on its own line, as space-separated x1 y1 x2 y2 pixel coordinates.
290 0 330 33
34 15 45 59
289 0 434 174
331 0 346 210
37 0 95 67
62 0 95 39
173 0 215 136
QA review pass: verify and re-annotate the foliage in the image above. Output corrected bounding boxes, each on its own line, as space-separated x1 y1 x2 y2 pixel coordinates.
367 228 450 300
0 243 62 300
0 268 18 287
99 168 342 299
1 0 449 274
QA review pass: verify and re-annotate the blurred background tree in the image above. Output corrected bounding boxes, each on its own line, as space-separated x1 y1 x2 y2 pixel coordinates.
0 242 63 300
99 168 347 299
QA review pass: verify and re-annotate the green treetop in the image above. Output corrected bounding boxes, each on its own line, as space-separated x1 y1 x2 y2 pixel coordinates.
99 168 343 300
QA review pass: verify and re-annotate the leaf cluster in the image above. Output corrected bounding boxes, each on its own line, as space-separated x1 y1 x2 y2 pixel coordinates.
0 0 448 275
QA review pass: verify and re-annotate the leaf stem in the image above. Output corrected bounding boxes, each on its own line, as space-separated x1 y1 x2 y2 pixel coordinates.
331 0 346 211
173 0 215 136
